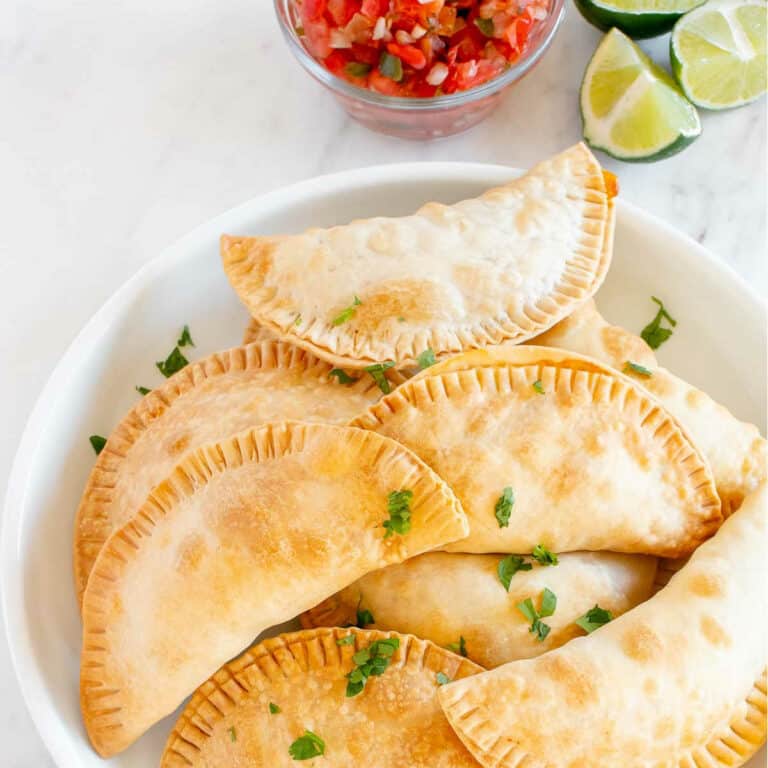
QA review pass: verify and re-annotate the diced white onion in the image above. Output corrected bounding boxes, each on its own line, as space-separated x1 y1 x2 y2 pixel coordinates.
372 16 387 40
395 29 414 44
426 62 449 85
530 6 547 19
329 28 352 48
411 23 427 39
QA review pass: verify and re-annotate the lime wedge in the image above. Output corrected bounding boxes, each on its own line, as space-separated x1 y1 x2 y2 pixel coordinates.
575 0 705 38
580 28 701 162
671 0 767 109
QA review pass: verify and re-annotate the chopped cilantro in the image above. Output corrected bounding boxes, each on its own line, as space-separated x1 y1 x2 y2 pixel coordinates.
336 634 356 646
417 348 437 370
532 379 545 395
397 316 406 322
332 295 362 326
345 61 372 77
531 544 559 566
177 324 195 348
623 361 653 377
364 360 395 394
474 17 495 36
356 608 375 627
289 730 325 760
345 637 400 697
575 604 613 633
228 725 237 742
517 588 557 642
330 368 359 385
269 702 281 714
156 346 189 378
539 587 557 617
135 385 151 396
379 51 403 81
447 636 467 657
383 489 413 538
640 296 676 350
436 672 451 685
89 435 107 455
497 555 532 591
494 486 515 528
294 313 302 326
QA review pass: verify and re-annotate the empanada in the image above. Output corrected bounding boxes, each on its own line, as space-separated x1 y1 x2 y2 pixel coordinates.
439 482 767 768
243 317 278 344
301 551 657 668
74 340 384 604
534 299 767 514
352 346 721 557
80 422 468 756
221 143 615 369
161 627 482 767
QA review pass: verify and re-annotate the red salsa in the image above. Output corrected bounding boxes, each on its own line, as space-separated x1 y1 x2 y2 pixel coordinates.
294 0 550 96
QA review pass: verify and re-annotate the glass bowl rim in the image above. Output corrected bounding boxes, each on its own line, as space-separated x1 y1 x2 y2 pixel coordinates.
273 0 567 111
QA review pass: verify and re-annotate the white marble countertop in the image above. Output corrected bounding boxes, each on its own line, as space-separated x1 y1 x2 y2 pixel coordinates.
0 0 765 763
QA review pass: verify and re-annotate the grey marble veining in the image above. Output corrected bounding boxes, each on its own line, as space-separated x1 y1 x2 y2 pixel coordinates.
0 0 765 764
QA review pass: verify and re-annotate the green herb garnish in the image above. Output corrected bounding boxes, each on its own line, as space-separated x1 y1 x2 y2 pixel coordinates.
640 296 676 349
356 608 375 627
531 544 559 566
494 486 515 528
332 295 362 326
575 604 613 633
474 17 495 36
89 435 107 455
623 361 653 377
177 324 195 347
397 316 406 322
336 634 356 646
532 379 545 394
383 489 413 538
345 61 372 77
228 726 237 742
345 637 400 697
517 588 557 642
135 385 151 396
330 368 359 385
289 730 325 760
436 672 451 685
269 702 281 714
447 636 467 657
497 555 532 591
417 348 437 370
379 52 403 82
294 313 302 326
156 346 189 378
364 360 395 394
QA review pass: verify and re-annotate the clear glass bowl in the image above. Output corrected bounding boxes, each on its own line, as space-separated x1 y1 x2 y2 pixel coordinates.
274 0 566 140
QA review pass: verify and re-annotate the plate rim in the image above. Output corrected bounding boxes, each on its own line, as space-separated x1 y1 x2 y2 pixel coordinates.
2 159 765 765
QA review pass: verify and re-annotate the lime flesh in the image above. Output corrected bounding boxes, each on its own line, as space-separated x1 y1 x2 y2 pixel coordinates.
581 28 701 161
671 0 767 109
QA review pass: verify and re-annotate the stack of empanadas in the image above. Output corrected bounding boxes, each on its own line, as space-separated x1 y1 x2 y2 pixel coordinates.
75 144 766 766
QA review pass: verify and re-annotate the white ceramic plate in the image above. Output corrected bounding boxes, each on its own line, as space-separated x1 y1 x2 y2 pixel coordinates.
2 163 766 767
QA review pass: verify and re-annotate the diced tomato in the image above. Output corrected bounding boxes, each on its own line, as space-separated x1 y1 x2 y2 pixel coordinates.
369 68 404 95
303 17 333 58
323 49 352 75
300 0 327 21
350 42 380 65
386 42 427 69
360 0 388 18
328 0 361 25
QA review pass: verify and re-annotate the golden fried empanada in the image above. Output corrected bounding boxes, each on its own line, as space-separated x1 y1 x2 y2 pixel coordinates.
301 551 657 668
439 482 767 768
80 422 468 757
352 346 721 557
161 627 482 767
243 317 278 344
534 299 767 514
221 144 615 369
74 341 384 604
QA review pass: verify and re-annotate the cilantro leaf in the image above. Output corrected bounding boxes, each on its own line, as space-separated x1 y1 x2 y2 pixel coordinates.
332 295 362 326
135 386 151 396
89 435 107 455
436 672 451 685
379 51 403 81
539 587 557 617
531 544 559 566
364 360 395 394
336 634 355 646
417 348 437 370
177 325 195 348
294 313 302 326
156 346 189 378
474 17 495 36
228 726 237 742
516 597 537 624
289 730 325 760
356 608 375 627
269 702 281 714
383 489 413 538
517 589 557 642
330 368 359 385
532 379 545 395
494 486 515 528
447 635 467 657
640 296 676 350
623 361 653 378
576 604 613 633
497 555 532 591
345 61 371 77
345 638 400 697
